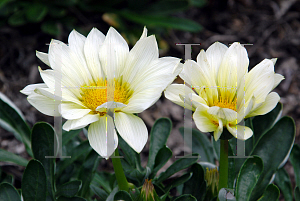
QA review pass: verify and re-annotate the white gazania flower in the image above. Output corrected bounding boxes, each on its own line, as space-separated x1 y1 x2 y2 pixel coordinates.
21 27 181 158
165 42 284 141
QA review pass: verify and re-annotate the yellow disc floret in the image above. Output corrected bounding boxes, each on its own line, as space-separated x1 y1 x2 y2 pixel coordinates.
80 78 133 114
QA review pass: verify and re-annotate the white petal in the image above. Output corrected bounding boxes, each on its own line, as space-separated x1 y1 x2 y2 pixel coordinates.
226 124 253 140
87 115 118 159
99 27 129 79
246 92 280 118
84 28 105 81
193 104 218 133
122 35 158 84
60 102 90 120
164 84 195 111
139 26 148 40
20 83 47 95
63 113 99 131
273 73 284 89
115 112 148 153
213 119 223 141
27 92 60 116
96 101 126 111
207 106 237 123
202 42 228 80
36 51 50 66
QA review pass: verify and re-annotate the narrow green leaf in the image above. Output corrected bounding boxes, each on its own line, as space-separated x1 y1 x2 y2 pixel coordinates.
290 144 300 188
0 182 21 201
114 190 133 201
91 172 115 194
295 186 300 201
257 184 279 201
252 102 282 145
0 149 28 166
78 150 100 197
144 0 189 15
147 118 172 170
235 156 263 201
120 11 202 32
249 117 295 201
274 167 293 201
31 122 55 201
155 154 199 184
41 21 60 36
174 194 197 201
179 127 215 163
25 3 48 22
62 129 82 146
165 172 192 192
182 163 206 201
0 92 32 156
56 196 87 201
8 10 26 26
150 146 172 179
22 159 47 201
56 180 82 198
0 170 13 184
90 185 108 200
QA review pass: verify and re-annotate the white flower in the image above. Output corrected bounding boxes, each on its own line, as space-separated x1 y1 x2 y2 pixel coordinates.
21 27 181 158
165 42 284 141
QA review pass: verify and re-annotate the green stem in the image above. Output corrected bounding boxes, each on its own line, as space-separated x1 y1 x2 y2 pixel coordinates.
111 149 129 192
218 139 228 194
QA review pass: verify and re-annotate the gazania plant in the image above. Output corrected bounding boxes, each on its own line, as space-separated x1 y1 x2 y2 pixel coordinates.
0 27 299 201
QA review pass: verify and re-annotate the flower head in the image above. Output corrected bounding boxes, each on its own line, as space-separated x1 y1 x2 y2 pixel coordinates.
21 27 181 158
165 42 284 140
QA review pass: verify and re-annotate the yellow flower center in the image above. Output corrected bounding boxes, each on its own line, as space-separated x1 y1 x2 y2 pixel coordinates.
80 78 133 114
213 98 237 111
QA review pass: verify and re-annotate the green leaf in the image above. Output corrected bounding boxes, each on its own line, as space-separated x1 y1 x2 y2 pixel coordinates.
25 3 48 22
144 0 189 15
114 190 133 201
90 185 108 200
0 149 28 166
155 154 199 184
165 172 192 192
62 129 82 146
0 92 32 156
119 135 143 171
252 102 282 145
179 127 215 163
78 150 100 197
22 159 47 201
41 21 60 36
249 117 295 201
0 170 13 184
56 140 91 178
182 163 206 201
91 172 115 194
295 186 300 201
150 146 172 179
119 11 202 32
31 122 55 201
8 10 27 26
173 194 197 201
274 167 293 201
56 196 87 201
190 0 207 7
235 156 263 201
218 188 236 201
56 180 82 197
147 118 172 170
212 138 220 160
0 182 21 201
290 144 300 187
257 184 279 201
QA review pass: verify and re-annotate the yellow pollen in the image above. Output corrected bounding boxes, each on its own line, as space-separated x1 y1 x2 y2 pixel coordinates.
80 78 133 114
213 98 237 111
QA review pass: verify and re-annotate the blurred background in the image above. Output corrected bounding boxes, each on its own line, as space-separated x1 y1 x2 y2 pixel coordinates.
0 0 299 200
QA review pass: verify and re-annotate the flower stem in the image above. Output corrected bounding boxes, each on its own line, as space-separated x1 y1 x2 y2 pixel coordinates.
218 139 228 193
111 148 129 192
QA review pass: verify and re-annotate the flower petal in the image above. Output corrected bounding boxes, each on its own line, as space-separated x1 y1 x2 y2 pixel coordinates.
27 92 60 116
63 113 99 131
20 83 47 95
122 35 158 84
96 101 126 111
246 92 280 118
207 106 237 123
87 115 118 158
99 27 129 79
84 28 106 81
115 112 148 153
60 102 90 120
36 51 50 66
273 73 284 90
193 104 219 133
226 124 253 140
